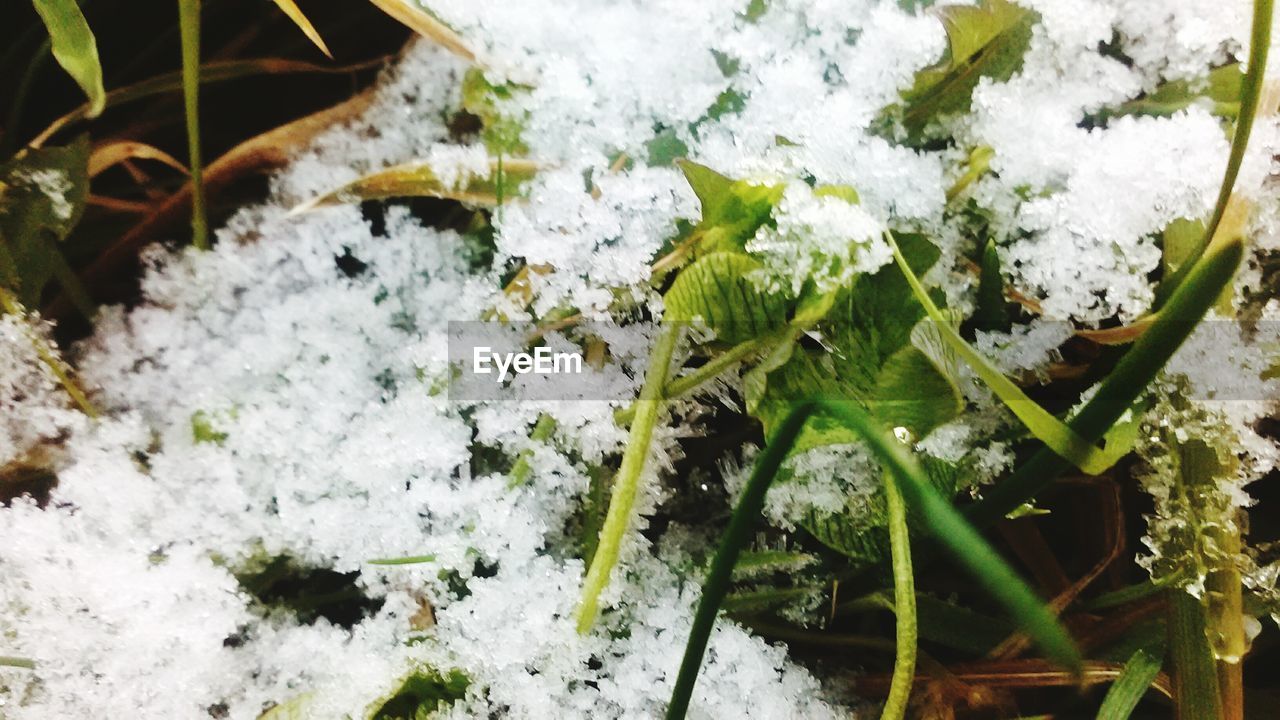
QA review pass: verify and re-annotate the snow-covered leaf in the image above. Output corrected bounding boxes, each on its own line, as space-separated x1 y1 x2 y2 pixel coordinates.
663 252 789 344
890 0 1036 143
0 136 89 307
293 156 538 212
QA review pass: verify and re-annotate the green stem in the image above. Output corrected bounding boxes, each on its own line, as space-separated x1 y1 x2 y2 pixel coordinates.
665 398 1080 720
0 656 35 669
881 471 917 720
614 334 769 426
0 285 97 417
1168 590 1222 720
177 0 208 249
576 323 682 633
1155 0 1273 306
945 145 993 203
508 413 556 488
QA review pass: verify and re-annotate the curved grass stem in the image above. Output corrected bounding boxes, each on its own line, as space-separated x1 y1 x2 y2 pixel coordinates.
881 471 917 720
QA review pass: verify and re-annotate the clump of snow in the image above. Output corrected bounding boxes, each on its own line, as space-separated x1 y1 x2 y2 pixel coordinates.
747 182 890 296
0 312 84 467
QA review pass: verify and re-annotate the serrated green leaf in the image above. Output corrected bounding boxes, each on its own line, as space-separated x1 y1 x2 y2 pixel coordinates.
675 161 782 255
663 252 789 344
890 0 1036 144
0 136 90 307
31 0 106 117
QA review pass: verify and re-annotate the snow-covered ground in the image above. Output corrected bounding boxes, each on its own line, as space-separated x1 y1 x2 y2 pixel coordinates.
4 0 1280 717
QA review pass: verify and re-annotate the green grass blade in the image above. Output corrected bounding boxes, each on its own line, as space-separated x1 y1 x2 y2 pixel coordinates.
966 236 1244 527
177 0 208 250
665 398 1080 720
880 471 917 720
31 0 105 117
1096 648 1163 720
886 232 1115 474
0 656 36 669
367 555 437 566
1155 0 1273 305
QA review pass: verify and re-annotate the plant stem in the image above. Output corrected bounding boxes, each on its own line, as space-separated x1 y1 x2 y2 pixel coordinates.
177 0 208 249
614 334 769 426
0 286 97 417
945 145 993 203
1168 590 1222 720
1208 514 1246 720
881 471 917 720
0 656 35 669
576 323 682 633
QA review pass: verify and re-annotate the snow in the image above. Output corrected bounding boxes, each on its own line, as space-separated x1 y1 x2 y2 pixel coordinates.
4 0 1280 716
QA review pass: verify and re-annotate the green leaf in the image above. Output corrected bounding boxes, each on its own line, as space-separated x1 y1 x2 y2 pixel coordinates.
675 161 782 255
293 157 539 212
870 345 963 438
1096 647 1164 720
31 0 105 117
0 136 90 307
646 127 689 167
663 252 790 344
973 238 1009 331
732 549 816 578
1108 64 1242 120
461 68 529 154
368 667 469 720
890 0 1036 144
886 230 1128 475
722 586 817 615
191 410 229 445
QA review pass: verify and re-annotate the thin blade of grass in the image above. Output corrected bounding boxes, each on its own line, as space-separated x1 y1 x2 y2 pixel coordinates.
665 398 1080 720
270 0 333 59
885 231 1125 475
0 656 36 669
965 230 1245 527
1096 648 1164 720
367 555 436 566
1154 0 1273 306
31 0 105 117
177 0 207 249
366 0 476 63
